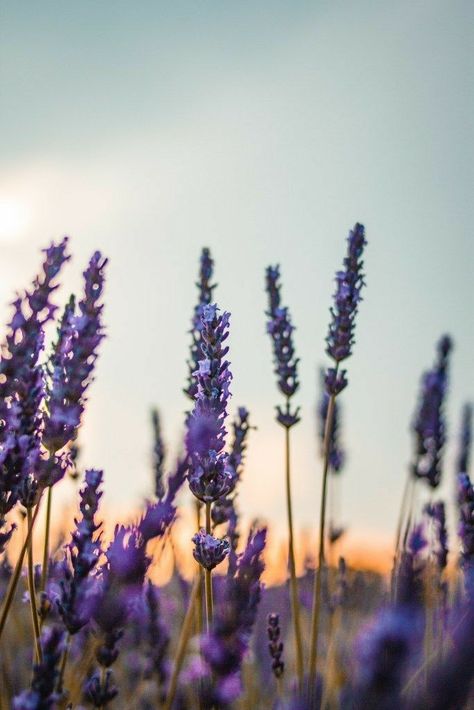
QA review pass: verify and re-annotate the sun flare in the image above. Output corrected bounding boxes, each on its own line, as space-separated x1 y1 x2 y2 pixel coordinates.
0 197 30 243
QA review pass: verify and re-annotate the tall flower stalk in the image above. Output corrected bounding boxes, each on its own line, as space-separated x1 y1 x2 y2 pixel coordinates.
309 222 367 684
187 303 234 630
265 264 303 686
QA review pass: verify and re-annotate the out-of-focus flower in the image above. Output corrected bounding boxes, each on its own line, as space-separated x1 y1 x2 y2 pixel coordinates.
424 501 448 571
411 335 453 489
150 408 165 499
456 403 472 476
352 608 415 710
13 625 66 709
457 471 474 595
267 613 284 678
318 368 345 472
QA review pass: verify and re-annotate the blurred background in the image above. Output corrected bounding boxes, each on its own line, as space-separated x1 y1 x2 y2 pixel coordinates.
0 1 472 569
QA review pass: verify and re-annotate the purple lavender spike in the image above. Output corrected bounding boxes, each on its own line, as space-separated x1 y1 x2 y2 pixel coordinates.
265 265 300 427
56 470 103 634
267 613 284 678
42 252 107 457
13 625 66 709
326 223 367 367
187 304 235 503
411 335 453 489
198 528 267 706
184 247 217 401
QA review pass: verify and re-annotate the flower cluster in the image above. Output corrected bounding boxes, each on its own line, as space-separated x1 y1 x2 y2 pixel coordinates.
13 625 66 709
458 471 474 593
265 265 300 427
200 528 267 705
42 251 107 455
187 304 235 503
0 239 70 544
56 469 103 634
192 528 231 570
267 613 284 678
184 247 216 401
411 335 453 488
326 223 367 365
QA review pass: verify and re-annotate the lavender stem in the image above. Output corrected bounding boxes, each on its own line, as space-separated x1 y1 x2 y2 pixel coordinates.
309 373 338 685
284 414 304 686
39 485 52 593
26 507 43 664
205 501 214 631
0 494 43 641
163 574 202 710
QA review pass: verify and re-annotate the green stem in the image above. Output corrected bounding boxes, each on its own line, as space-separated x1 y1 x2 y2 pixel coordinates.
204 502 213 631
163 574 202 710
40 486 53 593
0 496 42 642
26 507 43 664
284 422 304 687
308 376 338 686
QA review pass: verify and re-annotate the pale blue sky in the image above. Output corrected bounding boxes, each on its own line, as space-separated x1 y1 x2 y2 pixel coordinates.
0 1 472 549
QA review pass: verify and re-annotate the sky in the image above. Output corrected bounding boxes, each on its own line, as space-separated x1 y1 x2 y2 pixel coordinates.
0 1 472 560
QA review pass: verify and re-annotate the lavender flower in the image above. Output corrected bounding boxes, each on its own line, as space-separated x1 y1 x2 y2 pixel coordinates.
424 501 448 571
212 406 253 527
143 581 170 693
332 556 348 609
13 625 66 709
318 368 345 472
352 609 415 710
326 223 367 366
395 524 427 608
57 469 103 634
187 304 235 503
184 247 216 401
411 335 453 489
199 528 267 706
42 252 107 456
457 471 474 595
456 403 472 475
192 528 230 570
151 408 165 499
0 239 69 542
267 613 284 678
265 265 300 427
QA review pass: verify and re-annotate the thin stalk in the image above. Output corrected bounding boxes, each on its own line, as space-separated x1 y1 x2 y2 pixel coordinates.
204 501 213 631
309 377 338 685
394 474 413 555
40 486 53 593
284 421 304 686
0 495 42 641
26 507 43 664
56 632 71 693
195 500 203 636
163 574 202 710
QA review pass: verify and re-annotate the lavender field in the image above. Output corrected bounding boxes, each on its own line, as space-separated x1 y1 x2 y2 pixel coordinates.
0 224 472 710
